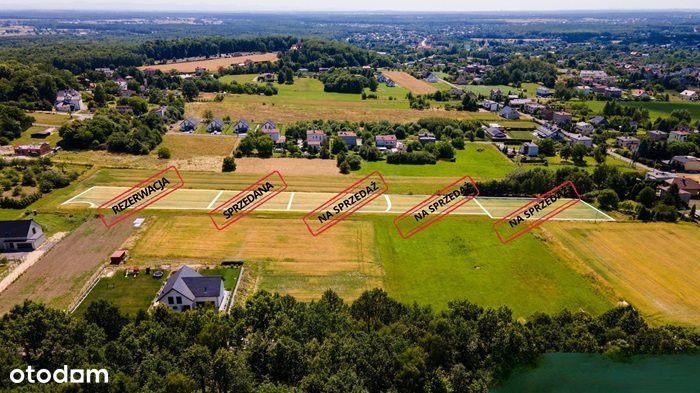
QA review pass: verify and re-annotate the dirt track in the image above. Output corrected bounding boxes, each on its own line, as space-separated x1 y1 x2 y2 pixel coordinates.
0 219 134 314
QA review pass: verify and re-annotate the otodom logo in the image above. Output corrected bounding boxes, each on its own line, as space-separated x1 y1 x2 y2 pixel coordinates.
9 366 109 384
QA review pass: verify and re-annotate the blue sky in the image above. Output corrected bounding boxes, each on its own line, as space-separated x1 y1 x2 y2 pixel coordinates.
3 0 699 11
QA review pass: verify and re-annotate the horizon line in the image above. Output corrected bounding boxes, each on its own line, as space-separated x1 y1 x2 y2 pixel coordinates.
2 8 700 13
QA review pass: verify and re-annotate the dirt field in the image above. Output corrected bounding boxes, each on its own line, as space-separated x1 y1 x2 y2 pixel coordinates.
542 222 700 326
129 215 382 301
382 71 438 94
0 219 134 314
234 157 340 175
137 53 278 73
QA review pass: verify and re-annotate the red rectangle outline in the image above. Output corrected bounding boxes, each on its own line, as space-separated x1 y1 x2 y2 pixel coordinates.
492 180 581 244
208 171 288 231
393 175 479 239
97 166 185 228
302 170 389 236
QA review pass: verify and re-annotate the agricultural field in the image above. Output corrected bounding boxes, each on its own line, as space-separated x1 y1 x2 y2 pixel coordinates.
0 219 134 314
137 52 278 73
543 221 700 326
74 270 165 316
357 144 516 178
575 100 700 120
381 71 438 94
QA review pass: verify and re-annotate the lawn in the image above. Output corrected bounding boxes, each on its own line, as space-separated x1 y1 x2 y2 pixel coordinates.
543 221 700 326
12 126 62 145
357 143 515 179
537 155 640 174
460 83 543 98
508 130 536 140
74 271 165 316
576 100 700 121
201 266 242 291
370 215 612 318
28 112 70 126
219 74 259 84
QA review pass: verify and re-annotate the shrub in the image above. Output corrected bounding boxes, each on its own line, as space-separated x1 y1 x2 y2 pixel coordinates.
222 156 236 172
597 189 620 210
157 147 171 159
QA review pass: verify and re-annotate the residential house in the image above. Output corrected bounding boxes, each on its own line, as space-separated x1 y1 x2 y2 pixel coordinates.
536 86 552 97
306 130 327 147
523 103 545 115
482 99 499 112
508 98 532 107
567 134 593 148
207 118 224 133
604 87 623 98
54 89 82 112
645 170 675 182
647 130 669 141
630 89 649 100
519 142 539 157
575 85 592 96
670 156 700 172
580 70 614 84
499 106 519 120
0 219 45 251
658 177 700 203
616 136 641 152
540 108 554 121
156 266 226 312
679 90 697 101
534 125 565 141
14 143 52 157
180 117 199 132
385 78 396 87
261 119 277 131
425 73 439 83
262 128 281 143
552 111 572 125
418 131 436 144
376 73 387 83
233 118 249 134
574 122 594 135
337 131 357 147
375 134 397 149
484 127 507 139
590 116 608 128
490 88 502 101
668 130 690 142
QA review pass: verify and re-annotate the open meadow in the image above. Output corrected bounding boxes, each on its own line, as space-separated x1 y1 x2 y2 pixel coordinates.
542 221 700 326
137 52 278 73
575 100 700 120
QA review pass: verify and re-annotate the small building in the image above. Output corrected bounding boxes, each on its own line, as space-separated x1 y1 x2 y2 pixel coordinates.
567 134 593 148
54 89 82 112
337 131 357 147
30 129 53 139
425 73 439 83
156 266 226 312
375 134 397 149
590 116 607 128
110 250 127 264
664 177 700 197
418 131 436 144
499 106 519 120
262 128 281 143
0 219 45 251
233 118 249 134
679 90 697 101
385 78 396 87
552 111 572 125
508 98 532 107
257 73 275 82
616 136 641 151
523 102 545 115
645 170 675 182
482 99 499 112
180 117 199 132
306 129 327 147
14 143 52 157
207 118 224 133
630 89 649 99
490 88 503 101
519 142 539 157
604 87 622 98
575 85 592 96
536 86 552 97
574 121 594 135
670 156 700 172
484 127 507 139
668 130 690 142
647 130 669 141
534 125 565 141
261 119 277 131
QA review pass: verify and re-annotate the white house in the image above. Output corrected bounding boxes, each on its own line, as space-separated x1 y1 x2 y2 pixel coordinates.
55 89 83 112
375 134 397 149
156 266 226 312
499 106 519 120
567 134 593 148
0 219 45 251
679 90 697 101
519 142 539 157
574 121 594 135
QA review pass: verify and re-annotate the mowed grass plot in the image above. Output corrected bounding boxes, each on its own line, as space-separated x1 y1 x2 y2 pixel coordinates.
543 222 700 326
357 144 515 178
129 215 382 301
201 266 241 291
576 100 700 121
370 215 613 318
74 271 165 316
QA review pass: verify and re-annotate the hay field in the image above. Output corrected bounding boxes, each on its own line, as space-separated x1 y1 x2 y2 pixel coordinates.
543 222 700 325
129 215 382 301
382 71 437 94
137 53 278 73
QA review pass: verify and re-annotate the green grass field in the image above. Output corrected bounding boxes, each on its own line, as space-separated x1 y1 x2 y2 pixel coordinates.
74 271 165 316
576 100 700 121
201 266 241 290
460 83 543 98
370 215 612 318
13 126 62 145
357 144 516 178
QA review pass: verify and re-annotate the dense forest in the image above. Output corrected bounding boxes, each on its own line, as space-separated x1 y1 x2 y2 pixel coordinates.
0 61 78 110
1 290 698 392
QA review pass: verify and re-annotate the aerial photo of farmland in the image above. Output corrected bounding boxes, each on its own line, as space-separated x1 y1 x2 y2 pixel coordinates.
0 1 698 391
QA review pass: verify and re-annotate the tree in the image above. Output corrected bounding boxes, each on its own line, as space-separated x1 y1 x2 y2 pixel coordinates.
559 144 572 161
571 143 588 166
203 109 214 122
257 135 274 158
222 156 236 172
594 144 607 164
84 300 128 340
636 186 656 208
597 189 620 210
182 79 199 101
331 137 348 155
93 84 107 107
537 139 556 156
339 160 351 174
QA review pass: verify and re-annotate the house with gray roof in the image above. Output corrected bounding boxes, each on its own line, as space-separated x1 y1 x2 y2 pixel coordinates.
156 266 226 311
0 219 45 251
207 118 224 133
